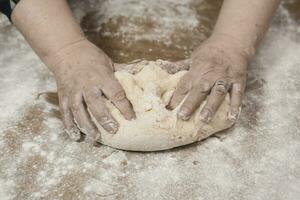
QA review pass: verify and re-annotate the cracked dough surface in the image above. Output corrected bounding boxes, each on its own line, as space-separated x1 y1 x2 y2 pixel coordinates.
96 61 234 151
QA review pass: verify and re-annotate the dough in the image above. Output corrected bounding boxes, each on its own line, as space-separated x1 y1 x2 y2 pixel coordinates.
94 61 235 151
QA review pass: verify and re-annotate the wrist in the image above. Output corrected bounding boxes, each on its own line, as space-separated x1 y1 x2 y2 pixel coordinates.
209 32 256 60
42 38 90 73
43 39 113 76
11 0 88 70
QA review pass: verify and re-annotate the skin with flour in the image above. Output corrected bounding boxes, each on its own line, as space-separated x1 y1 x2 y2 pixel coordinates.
41 60 234 151
11 0 279 147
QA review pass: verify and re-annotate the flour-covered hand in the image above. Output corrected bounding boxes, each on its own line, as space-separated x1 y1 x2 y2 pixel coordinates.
169 35 249 123
49 40 135 142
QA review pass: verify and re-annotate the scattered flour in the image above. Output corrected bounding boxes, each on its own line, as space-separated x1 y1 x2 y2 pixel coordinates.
0 16 52 130
70 0 201 45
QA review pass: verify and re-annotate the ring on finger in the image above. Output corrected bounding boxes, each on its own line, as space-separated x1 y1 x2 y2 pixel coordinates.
214 80 231 92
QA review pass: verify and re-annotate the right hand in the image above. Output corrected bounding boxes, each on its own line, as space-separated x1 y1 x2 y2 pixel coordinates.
45 40 135 143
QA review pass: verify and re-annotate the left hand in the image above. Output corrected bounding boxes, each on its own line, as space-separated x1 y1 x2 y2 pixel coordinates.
168 35 250 123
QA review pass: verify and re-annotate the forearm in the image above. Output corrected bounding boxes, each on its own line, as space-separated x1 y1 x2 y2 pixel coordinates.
212 0 280 58
11 0 85 66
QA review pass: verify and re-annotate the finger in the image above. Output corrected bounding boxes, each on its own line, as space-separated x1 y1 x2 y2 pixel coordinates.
167 75 192 110
70 90 100 143
58 93 81 141
101 78 136 120
200 80 230 123
228 83 244 121
177 83 210 120
83 87 119 134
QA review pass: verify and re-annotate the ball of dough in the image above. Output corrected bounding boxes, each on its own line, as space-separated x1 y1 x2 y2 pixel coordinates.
93 61 234 151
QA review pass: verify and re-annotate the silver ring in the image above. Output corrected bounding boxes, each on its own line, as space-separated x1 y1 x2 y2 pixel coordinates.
214 80 230 91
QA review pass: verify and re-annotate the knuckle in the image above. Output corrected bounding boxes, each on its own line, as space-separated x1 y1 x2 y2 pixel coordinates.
177 84 189 94
86 87 102 100
181 104 192 113
58 101 71 118
184 95 198 106
235 89 244 97
70 101 80 112
230 71 245 80
70 92 83 110
197 83 211 94
204 107 215 116
99 115 111 124
59 97 69 109
61 112 71 124
95 111 113 124
57 84 68 93
235 70 245 77
232 84 245 95
60 107 70 118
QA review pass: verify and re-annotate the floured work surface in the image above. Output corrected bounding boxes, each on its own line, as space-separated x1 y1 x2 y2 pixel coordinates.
96 61 234 151
1 0 299 199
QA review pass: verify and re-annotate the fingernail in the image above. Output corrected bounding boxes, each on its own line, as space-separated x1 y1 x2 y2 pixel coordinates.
166 101 175 110
200 109 212 123
127 111 136 121
228 107 241 121
178 108 190 121
90 130 101 142
66 128 81 141
129 114 136 120
100 116 119 134
107 121 118 134
85 133 100 146
166 104 172 110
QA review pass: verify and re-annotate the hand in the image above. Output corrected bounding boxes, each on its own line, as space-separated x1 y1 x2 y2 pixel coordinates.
47 40 135 143
168 35 249 123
